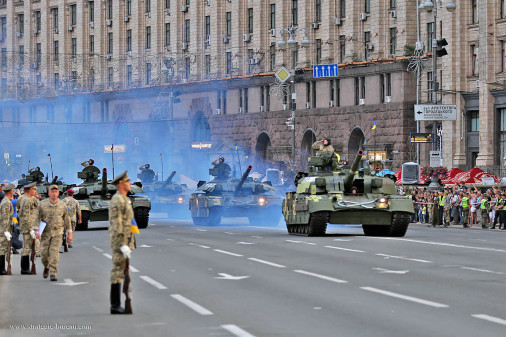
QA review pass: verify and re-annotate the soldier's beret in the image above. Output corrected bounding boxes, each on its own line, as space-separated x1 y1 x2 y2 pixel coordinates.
111 171 130 185
67 189 75 194
48 184 59 191
3 183 15 192
23 182 37 190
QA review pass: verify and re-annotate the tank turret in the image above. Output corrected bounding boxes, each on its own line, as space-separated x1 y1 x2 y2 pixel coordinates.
236 166 252 192
344 150 364 191
163 171 177 187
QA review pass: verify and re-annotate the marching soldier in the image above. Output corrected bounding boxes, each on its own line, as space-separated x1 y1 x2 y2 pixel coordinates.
36 185 72 281
109 171 136 314
63 189 81 248
0 184 14 275
312 138 335 155
18 183 39 274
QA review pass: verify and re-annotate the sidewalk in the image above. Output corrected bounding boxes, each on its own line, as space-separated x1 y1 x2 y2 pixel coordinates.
409 222 506 231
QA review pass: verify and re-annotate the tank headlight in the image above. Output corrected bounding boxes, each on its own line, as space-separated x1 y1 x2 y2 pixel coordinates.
258 197 266 206
378 197 388 209
178 197 184 204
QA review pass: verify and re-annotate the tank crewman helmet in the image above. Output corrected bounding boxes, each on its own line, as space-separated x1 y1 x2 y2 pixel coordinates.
89 159 95 165
324 138 331 145
111 171 131 185
145 164 150 169
219 157 225 163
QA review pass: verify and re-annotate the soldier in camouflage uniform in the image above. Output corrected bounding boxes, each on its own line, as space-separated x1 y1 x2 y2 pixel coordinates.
63 189 81 248
108 171 136 314
18 183 39 274
0 184 15 275
312 138 335 155
36 185 72 281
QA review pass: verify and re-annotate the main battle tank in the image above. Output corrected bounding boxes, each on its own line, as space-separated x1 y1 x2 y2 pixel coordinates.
18 173 67 199
140 171 192 216
189 165 283 226
282 150 414 237
73 168 151 231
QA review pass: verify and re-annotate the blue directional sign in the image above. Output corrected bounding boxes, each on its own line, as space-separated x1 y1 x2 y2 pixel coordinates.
313 64 339 78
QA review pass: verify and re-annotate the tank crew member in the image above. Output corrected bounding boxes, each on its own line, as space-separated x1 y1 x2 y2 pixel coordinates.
27 167 44 183
108 171 136 314
0 184 14 275
63 189 81 248
80 159 100 182
36 185 72 281
212 157 232 179
138 164 155 184
312 138 335 155
18 183 39 274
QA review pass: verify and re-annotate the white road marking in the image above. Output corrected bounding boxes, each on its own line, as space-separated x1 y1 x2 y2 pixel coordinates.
166 239 174 241
55 279 88 286
472 314 506 326
251 236 263 239
372 268 410 274
214 249 243 257
244 226 284 231
195 229 207 232
367 237 506 253
248 258 286 268
333 239 352 242
286 240 317 246
375 253 432 263
103 253 112 259
188 243 210 249
325 246 365 253
461 267 505 275
294 270 347 283
236 242 255 245
221 324 256 337
214 273 250 280
171 294 213 316
361 287 449 308
129 266 139 273
140 276 167 290
138 244 153 248
92 246 103 252
224 232 236 235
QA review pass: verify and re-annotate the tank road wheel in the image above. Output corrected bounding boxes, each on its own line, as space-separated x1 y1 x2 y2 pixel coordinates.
76 211 90 231
389 212 411 237
134 208 150 229
307 212 329 237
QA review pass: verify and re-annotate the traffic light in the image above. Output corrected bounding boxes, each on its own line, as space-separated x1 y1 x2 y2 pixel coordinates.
435 38 448 57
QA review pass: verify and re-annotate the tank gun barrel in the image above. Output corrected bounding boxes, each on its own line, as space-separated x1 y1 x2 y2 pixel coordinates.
102 168 108 195
344 150 364 191
163 171 177 187
236 165 252 192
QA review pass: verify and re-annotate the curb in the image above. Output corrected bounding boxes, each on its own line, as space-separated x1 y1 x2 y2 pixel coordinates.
409 222 506 231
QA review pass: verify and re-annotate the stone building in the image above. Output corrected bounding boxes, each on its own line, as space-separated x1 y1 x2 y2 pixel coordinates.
0 0 433 181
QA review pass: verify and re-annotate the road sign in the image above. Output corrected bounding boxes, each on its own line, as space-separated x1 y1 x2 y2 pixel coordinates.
414 104 457 121
410 133 433 143
313 64 339 78
191 142 212 150
104 145 126 153
275 67 291 83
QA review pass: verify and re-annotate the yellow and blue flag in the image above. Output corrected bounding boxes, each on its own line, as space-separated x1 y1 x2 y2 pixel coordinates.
131 218 140 234
371 121 377 130
160 153 163 158
47 153 51 158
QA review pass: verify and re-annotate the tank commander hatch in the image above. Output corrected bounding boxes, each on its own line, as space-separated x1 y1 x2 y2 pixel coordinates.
312 138 335 155
138 164 155 184
211 157 232 179
80 159 100 182
27 167 44 183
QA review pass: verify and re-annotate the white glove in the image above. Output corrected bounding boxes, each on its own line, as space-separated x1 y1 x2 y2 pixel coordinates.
120 245 132 258
4 231 11 241
30 230 36 240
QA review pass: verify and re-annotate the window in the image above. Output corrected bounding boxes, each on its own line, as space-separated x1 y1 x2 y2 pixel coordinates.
244 88 249 113
1 17 7 39
336 79 341 107
186 0 190 5
89 35 94 54
248 49 254 74
502 0 506 18
471 0 478 24
390 0 396 9
292 49 298 69
52 8 58 29
330 79 335 102
146 26 151 49
386 73 391 97
469 111 479 132
292 0 298 25
340 0 346 18
226 12 231 36
72 38 77 57
127 0 132 15
427 22 434 53
270 43 276 71
19 45 24 65
355 78 360 105
248 8 254 34
261 86 265 109
18 14 24 35
89 1 94 22
165 0 170 9
365 0 371 14
108 67 113 88
54 41 59 63
35 43 41 67
390 28 397 55
146 0 151 13
311 81 316 108
226 52 232 74
185 57 190 79
108 0 113 20
165 24 170 46
427 71 433 101
270 4 276 30
54 73 59 89
1 48 6 68
306 82 311 105
205 16 210 48
239 89 243 109
126 30 131 52
316 0 321 22
35 11 41 31
380 74 385 103
471 45 478 75
90 68 95 89
316 39 322 64
360 77 366 100
339 35 346 63
364 31 371 60
185 19 190 43
205 54 211 77
502 41 506 73
146 63 151 84
108 32 113 54
127 65 132 86
71 4 76 26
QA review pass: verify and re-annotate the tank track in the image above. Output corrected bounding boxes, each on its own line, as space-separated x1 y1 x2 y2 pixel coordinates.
362 212 410 237
287 212 328 237
134 208 150 229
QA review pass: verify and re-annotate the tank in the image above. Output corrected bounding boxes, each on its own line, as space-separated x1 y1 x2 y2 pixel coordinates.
189 165 283 226
17 173 68 199
140 170 192 216
282 150 414 237
73 168 152 231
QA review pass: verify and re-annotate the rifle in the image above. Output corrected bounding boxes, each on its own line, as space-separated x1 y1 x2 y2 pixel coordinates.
6 239 11 275
62 233 68 253
123 257 132 314
31 237 36 275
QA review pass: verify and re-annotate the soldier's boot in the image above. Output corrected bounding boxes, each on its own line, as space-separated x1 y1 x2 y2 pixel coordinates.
20 256 31 274
43 267 49 279
0 256 6 275
110 283 125 314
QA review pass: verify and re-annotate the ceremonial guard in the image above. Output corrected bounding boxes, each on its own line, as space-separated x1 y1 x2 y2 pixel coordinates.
18 183 39 274
0 184 14 275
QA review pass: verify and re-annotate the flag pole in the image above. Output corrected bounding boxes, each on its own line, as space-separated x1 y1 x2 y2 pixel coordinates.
111 144 115 179
48 154 54 179
160 153 164 181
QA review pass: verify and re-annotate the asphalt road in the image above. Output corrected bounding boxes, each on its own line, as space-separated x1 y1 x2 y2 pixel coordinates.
1 218 506 337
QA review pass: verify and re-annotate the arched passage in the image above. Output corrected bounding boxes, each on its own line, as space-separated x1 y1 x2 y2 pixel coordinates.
189 111 212 178
255 132 271 172
348 127 366 158
300 129 317 171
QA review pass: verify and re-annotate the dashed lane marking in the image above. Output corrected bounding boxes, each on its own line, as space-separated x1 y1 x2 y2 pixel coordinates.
92 246 103 252
365 237 506 253
461 267 505 275
103 253 112 259
294 270 347 284
188 243 211 249
221 324 256 337
361 287 449 308
214 249 243 257
248 258 286 268
286 240 316 245
195 229 207 232
472 314 506 326
325 246 365 253
375 253 432 263
171 294 213 316
251 236 263 239
140 276 167 290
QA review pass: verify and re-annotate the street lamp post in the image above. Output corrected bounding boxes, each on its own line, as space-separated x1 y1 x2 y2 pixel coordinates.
277 26 310 168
